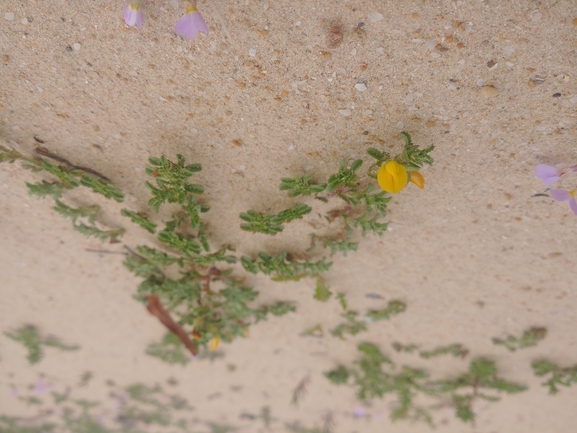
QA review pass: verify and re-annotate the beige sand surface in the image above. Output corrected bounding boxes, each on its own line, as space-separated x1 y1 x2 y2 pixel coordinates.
1 0 577 432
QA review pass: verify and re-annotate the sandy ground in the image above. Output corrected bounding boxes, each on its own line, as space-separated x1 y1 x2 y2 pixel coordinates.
1 0 577 432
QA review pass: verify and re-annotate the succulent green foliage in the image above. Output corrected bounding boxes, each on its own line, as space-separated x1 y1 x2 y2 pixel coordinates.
158 227 202 256
279 173 327 197
365 300 407 322
330 311 367 339
435 359 527 422
492 327 547 352
121 209 158 233
54 200 99 224
420 343 469 359
73 222 124 242
397 132 435 171
27 181 74 199
145 154 204 212
532 360 577 395
4 325 79 365
241 251 332 280
183 195 210 229
80 173 124 202
366 147 391 168
145 332 191 365
240 204 312 235
313 278 332 302
326 159 363 193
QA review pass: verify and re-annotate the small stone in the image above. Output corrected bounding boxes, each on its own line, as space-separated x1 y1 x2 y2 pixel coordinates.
339 109 352 116
481 85 499 97
552 93 561 98
21 18 28 25
369 12 383 22
5 12 15 21
295 21 301 27
355 83 367 92
569 95 577 104
288 144 295 151
73 43 81 51
396 121 404 129
573 17 577 26
1 55 9 62
486 60 496 68
248 48 256 57
350 48 357 56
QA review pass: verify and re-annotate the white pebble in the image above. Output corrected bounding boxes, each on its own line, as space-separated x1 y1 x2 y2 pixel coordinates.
21 18 28 25
369 12 383 22
350 48 357 56
376 47 384 54
570 95 577 104
426 40 437 50
73 43 81 51
339 109 352 117
506 61 514 67
355 83 367 92
396 121 404 129
288 144 295 151
295 21 301 27
248 48 256 57
5 12 15 21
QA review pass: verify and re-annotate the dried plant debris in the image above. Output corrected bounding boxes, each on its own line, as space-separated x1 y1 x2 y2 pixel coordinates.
325 24 343 49
4 325 79 365
325 343 527 425
492 327 547 352
532 360 577 395
291 375 311 406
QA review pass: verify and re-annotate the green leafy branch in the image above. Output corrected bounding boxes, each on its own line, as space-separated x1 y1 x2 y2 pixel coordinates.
492 327 547 352
326 159 363 193
240 204 312 235
241 251 332 280
279 173 327 197
531 360 577 395
4 325 79 365
121 209 158 234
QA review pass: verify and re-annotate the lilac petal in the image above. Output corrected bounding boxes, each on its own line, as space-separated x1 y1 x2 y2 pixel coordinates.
535 164 561 185
135 10 143 29
570 198 577 216
124 5 135 26
550 189 571 201
175 11 208 40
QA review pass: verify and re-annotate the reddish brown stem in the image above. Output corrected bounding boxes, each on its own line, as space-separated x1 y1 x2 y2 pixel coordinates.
146 295 197 356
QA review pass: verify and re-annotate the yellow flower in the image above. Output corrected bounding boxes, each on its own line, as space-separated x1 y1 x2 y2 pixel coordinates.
377 161 408 194
209 336 220 352
409 171 425 189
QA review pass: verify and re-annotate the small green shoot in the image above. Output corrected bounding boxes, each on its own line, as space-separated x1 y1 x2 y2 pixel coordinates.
279 173 327 196
492 327 547 352
420 343 469 359
314 278 332 302
121 209 158 234
4 325 79 364
330 311 367 339
531 360 577 395
240 204 312 235
365 300 407 322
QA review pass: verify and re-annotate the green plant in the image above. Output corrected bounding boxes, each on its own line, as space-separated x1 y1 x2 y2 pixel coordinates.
325 343 527 425
492 327 547 352
532 360 577 395
4 325 79 365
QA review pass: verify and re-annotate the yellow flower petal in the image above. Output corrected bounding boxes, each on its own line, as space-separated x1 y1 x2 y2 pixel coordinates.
377 160 408 194
209 336 220 352
409 171 425 189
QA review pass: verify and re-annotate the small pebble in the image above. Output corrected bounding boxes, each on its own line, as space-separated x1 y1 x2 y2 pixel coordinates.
295 21 301 27
369 12 383 22
570 95 577 104
248 48 256 57
396 121 404 129
355 83 367 92
5 12 15 21
552 93 561 98
376 47 384 54
73 43 81 51
21 18 28 25
350 48 357 56
481 85 499 97
339 109 352 116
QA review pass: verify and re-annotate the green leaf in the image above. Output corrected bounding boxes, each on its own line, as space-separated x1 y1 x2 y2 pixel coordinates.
336 293 347 310
324 366 350 384
80 173 124 202
273 203 312 224
27 181 73 199
158 230 201 256
121 209 158 233
326 160 363 193
239 210 284 235
492 327 547 352
54 200 100 224
73 222 124 242
313 278 332 302
279 174 327 197
40 160 81 187
420 343 469 359
365 300 407 322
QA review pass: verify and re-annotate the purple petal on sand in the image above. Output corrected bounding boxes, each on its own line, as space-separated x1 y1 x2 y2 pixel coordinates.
535 164 560 185
550 189 571 201
174 11 208 39
569 198 577 215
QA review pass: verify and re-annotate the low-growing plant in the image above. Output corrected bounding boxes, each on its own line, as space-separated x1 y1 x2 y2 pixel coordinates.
4 325 79 365
531 360 577 395
492 327 547 352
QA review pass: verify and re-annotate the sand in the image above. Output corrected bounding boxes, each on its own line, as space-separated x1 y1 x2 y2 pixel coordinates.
1 0 577 432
